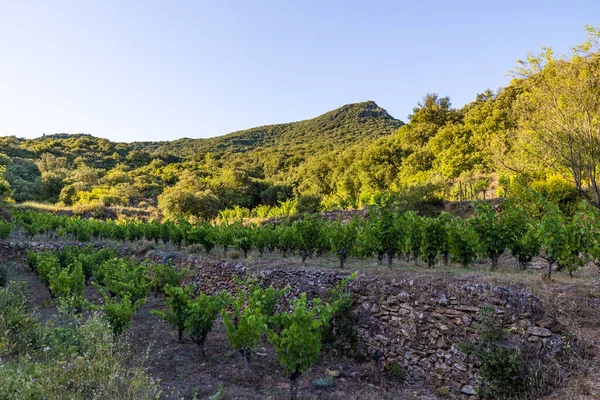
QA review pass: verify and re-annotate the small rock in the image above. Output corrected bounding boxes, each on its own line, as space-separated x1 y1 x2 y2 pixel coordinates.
527 326 552 337
461 385 477 395
326 369 341 378
537 316 562 333
453 363 467 371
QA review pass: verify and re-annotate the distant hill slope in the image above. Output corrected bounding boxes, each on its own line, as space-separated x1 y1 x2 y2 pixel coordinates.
131 101 403 160
1 101 402 165
0 101 403 204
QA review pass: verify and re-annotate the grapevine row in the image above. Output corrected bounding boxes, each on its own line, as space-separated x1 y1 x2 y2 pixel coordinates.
10 198 600 275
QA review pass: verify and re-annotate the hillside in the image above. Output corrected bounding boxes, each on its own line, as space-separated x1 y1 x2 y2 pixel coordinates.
132 101 403 160
0 101 405 211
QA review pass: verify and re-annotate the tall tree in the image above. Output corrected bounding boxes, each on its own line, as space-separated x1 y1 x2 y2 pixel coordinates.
513 25 600 206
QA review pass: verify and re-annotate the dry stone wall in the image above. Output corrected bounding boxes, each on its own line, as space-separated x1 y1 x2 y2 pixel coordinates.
144 251 568 398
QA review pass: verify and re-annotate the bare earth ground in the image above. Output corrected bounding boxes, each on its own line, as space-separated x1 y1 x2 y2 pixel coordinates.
5 238 600 400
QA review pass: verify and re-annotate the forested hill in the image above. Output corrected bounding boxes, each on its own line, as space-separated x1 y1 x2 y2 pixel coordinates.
0 100 407 213
131 100 403 159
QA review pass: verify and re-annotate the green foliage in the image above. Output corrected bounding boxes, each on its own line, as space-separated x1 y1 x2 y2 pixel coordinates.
509 228 541 270
295 194 322 214
460 306 524 399
185 292 225 357
0 220 12 240
471 202 525 269
47 260 85 307
95 258 149 303
447 217 480 267
512 28 600 207
388 363 405 382
404 211 423 262
0 165 11 202
322 273 358 354
222 279 287 377
148 262 188 297
0 283 159 399
530 176 580 216
268 293 335 400
365 203 405 268
151 284 196 341
327 218 358 268
32 251 61 287
290 215 325 265
0 282 42 357
231 222 254 258
419 216 446 268
95 289 144 337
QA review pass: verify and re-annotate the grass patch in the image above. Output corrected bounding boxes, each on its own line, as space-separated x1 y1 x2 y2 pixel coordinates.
0 282 160 399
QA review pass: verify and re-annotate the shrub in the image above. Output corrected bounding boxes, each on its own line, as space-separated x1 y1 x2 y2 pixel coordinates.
460 306 524 399
388 363 405 382
0 220 12 240
322 273 358 355
152 284 195 341
95 288 144 337
0 282 43 356
96 258 149 302
221 281 285 378
185 293 225 358
0 283 159 399
0 264 8 287
268 293 335 400
47 260 85 308
296 194 322 214
530 176 580 216
148 262 188 297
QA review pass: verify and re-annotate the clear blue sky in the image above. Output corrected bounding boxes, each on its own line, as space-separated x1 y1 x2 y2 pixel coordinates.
1 1 598 142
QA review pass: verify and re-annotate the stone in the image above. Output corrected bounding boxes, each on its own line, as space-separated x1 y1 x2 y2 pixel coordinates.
527 326 552 337
453 363 467 372
326 369 340 378
537 316 562 333
456 305 479 312
461 385 477 395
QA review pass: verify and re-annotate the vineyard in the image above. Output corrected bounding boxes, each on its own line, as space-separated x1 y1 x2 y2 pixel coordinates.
5 194 600 278
2 195 600 399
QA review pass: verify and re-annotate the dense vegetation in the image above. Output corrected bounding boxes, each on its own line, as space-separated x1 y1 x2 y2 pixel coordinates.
0 281 160 399
17 243 353 400
7 188 600 277
1 26 600 219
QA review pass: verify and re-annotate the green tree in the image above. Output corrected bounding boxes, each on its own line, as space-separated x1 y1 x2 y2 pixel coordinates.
0 165 11 202
512 25 600 206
